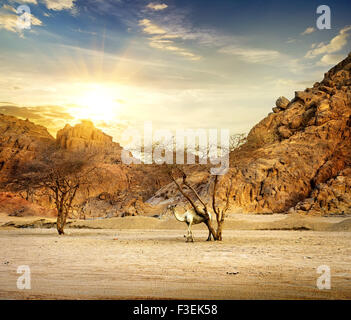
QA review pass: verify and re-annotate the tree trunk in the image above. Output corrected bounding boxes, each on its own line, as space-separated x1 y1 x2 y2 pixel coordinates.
56 209 65 235
204 220 218 241
217 220 224 241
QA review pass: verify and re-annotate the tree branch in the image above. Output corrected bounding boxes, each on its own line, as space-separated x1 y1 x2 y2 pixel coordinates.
212 175 219 216
180 170 207 211
168 171 199 213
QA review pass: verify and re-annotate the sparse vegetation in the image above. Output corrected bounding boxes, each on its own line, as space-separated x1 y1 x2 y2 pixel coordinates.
5 149 100 235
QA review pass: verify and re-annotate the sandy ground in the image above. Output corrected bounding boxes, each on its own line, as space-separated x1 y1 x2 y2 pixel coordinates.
0 213 351 300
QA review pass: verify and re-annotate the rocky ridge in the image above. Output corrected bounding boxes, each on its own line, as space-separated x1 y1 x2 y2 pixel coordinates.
1 54 351 217
0 116 169 218
152 53 351 215
232 53 351 214
56 120 120 152
0 114 55 176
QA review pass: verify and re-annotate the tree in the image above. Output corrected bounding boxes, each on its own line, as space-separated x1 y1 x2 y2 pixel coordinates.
229 133 247 152
212 174 233 241
5 148 99 235
168 166 233 241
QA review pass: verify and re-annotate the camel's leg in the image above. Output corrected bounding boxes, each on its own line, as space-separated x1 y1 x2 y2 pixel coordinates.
206 230 212 241
188 223 194 242
185 222 190 242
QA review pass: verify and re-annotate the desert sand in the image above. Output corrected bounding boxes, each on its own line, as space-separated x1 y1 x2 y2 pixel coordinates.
0 213 351 300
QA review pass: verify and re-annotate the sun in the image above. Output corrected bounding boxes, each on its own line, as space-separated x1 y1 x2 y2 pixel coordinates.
71 87 121 123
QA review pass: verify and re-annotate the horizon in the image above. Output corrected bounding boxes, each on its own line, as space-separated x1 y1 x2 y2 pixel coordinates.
0 0 351 142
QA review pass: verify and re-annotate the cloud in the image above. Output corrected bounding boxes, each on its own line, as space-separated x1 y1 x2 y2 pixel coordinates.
218 46 281 64
305 25 351 59
0 4 42 34
137 4 237 61
0 105 45 120
301 27 316 35
149 39 201 60
9 0 38 4
286 38 297 44
2 4 16 13
0 104 74 121
148 36 201 60
139 18 167 35
42 0 76 11
0 102 18 106
147 3 168 11
0 8 22 33
139 19 201 60
0 104 75 135
317 54 346 66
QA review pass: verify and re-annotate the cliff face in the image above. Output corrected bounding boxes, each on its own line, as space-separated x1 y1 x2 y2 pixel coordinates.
0 114 55 176
56 120 119 152
228 53 351 214
0 192 56 217
54 119 170 217
0 116 169 217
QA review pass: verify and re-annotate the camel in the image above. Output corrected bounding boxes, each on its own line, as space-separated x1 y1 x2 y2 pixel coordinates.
168 204 212 242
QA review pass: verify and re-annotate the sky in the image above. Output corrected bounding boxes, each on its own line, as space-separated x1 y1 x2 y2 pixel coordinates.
0 0 350 143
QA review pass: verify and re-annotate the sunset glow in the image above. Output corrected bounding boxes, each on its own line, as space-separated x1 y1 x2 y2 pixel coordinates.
71 87 122 123
0 0 350 140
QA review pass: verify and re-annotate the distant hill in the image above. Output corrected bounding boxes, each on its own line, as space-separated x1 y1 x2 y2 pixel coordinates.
0 115 170 218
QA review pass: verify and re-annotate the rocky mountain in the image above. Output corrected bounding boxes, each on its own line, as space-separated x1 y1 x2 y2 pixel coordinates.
0 116 169 218
234 52 351 215
0 114 55 177
55 120 170 217
1 53 350 217
153 52 351 216
56 120 120 152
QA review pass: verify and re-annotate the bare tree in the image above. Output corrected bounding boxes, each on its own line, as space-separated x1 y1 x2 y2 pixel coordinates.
212 174 233 241
229 133 247 152
168 166 233 241
196 133 246 164
5 149 99 235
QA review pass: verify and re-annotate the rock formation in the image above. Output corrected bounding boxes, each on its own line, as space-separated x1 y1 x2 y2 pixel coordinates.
0 116 170 217
153 53 351 215
237 52 351 215
56 120 120 152
0 114 55 177
1 53 351 217
0 192 56 217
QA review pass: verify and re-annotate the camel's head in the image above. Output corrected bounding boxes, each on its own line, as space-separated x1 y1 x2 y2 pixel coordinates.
167 204 177 212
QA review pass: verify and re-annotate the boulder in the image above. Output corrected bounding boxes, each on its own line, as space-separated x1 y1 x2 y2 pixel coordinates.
275 96 290 109
278 125 292 139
